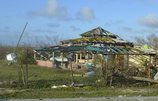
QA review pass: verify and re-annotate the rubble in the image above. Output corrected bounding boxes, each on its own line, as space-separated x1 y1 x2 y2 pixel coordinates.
108 67 158 87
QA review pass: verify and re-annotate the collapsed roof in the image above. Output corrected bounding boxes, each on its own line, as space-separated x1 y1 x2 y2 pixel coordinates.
61 27 133 47
80 27 118 38
34 45 156 55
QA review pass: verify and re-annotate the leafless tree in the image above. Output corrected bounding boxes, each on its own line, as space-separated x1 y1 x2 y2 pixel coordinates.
45 35 61 46
34 35 61 47
146 34 158 49
135 37 147 45
135 34 158 49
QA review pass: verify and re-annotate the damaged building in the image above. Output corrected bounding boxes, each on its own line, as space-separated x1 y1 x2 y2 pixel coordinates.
33 27 158 84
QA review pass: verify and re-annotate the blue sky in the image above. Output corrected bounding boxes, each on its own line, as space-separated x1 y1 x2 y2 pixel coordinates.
0 0 158 45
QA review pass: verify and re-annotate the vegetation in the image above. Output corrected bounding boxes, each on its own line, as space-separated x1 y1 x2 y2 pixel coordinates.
1 59 158 98
0 60 72 87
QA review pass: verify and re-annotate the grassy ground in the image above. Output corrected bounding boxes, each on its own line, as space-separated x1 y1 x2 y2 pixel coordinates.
0 60 75 86
0 59 98 86
1 86 158 98
1 60 158 98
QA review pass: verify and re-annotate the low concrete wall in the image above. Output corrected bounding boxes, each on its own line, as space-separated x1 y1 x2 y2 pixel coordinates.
36 60 53 68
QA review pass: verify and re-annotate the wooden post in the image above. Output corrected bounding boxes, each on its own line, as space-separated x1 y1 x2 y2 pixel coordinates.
127 54 129 69
109 55 116 87
115 55 117 70
147 55 152 86
70 60 74 84
149 55 152 76
101 55 108 85
101 57 105 82
18 63 22 87
105 55 108 85
21 64 25 86
25 48 28 86
25 63 28 86
124 55 129 69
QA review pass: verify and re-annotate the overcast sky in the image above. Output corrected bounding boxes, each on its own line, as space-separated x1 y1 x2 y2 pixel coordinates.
0 0 158 45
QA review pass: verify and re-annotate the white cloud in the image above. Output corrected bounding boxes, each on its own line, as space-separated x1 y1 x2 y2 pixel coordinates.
76 7 95 21
29 0 97 22
29 0 69 20
139 14 158 28
46 0 58 16
29 1 96 21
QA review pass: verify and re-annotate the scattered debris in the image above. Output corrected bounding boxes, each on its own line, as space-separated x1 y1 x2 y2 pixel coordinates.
51 85 68 89
84 71 95 77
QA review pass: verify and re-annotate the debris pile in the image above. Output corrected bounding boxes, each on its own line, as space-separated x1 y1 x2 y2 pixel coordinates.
108 65 158 87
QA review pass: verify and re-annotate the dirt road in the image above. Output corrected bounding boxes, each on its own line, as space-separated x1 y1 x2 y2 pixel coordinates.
1 97 158 101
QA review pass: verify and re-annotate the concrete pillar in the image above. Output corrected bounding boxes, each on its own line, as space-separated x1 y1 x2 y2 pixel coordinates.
61 52 64 67
76 53 78 64
52 52 55 67
92 53 95 61
80 53 82 60
52 52 55 61
87 53 89 62
34 52 36 60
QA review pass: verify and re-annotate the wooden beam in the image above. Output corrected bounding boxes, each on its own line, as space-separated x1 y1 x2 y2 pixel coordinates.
131 76 158 84
103 53 156 55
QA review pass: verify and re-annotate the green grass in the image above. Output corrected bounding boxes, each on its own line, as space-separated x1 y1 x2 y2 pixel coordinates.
0 60 71 81
0 59 100 87
1 87 158 98
0 59 98 88
0 60 19 81
1 60 158 98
